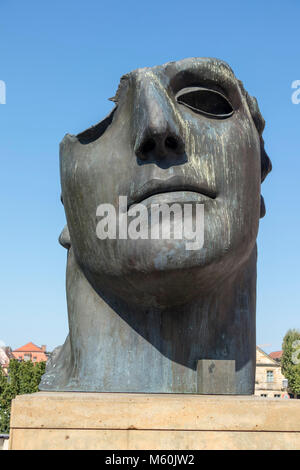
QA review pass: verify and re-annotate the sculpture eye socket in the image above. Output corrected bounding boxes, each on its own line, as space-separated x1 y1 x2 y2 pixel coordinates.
176 87 234 119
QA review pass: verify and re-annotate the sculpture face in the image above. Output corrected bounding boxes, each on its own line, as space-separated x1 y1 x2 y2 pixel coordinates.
60 58 262 307
40 58 271 394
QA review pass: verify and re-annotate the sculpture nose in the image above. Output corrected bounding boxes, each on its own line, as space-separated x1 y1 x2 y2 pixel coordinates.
135 129 184 161
133 80 184 161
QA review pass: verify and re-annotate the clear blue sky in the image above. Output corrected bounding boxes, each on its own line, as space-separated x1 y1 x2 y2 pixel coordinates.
0 0 299 353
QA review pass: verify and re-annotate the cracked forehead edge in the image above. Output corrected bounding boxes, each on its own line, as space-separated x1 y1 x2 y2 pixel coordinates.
111 57 237 101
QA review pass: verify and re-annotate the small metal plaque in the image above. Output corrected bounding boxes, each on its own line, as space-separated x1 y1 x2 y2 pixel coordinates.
197 359 236 394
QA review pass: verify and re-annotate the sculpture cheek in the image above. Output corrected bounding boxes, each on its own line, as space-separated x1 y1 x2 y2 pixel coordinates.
59 225 71 250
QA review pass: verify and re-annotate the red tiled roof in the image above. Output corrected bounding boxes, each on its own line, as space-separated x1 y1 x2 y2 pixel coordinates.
13 342 44 353
269 350 283 359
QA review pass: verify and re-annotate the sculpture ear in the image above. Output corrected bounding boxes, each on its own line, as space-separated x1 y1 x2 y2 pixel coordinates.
59 225 71 249
260 195 266 218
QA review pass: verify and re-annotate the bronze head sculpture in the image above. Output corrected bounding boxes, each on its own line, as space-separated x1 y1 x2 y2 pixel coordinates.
40 57 271 394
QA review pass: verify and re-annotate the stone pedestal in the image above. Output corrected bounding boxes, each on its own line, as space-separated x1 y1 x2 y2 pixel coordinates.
9 392 300 450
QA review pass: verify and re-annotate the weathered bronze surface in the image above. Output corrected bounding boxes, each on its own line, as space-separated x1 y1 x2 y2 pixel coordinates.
40 58 271 394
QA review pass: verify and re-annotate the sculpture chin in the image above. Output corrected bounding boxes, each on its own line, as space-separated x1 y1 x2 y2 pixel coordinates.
76 232 255 309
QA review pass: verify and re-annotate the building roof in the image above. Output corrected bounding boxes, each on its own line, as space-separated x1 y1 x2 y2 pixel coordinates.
13 342 44 353
269 350 283 360
256 346 279 366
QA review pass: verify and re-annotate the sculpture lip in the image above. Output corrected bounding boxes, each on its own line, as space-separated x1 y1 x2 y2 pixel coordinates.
127 177 217 210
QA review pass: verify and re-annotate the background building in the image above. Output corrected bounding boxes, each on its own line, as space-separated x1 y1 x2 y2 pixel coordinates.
11 342 48 363
255 346 288 398
269 350 283 363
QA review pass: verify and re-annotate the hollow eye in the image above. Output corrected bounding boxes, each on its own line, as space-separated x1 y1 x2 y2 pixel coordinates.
176 87 234 119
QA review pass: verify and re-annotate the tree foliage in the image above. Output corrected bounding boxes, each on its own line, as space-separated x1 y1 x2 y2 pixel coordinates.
281 329 300 396
0 359 46 433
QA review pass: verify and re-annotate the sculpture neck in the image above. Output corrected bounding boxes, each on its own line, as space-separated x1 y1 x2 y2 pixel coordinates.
40 247 257 394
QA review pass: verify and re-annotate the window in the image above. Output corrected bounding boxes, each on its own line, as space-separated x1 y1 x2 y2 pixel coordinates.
274 394 281 398
261 394 267 397
267 370 274 383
